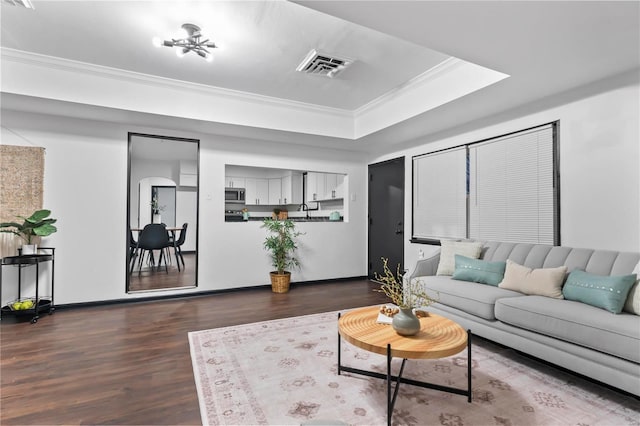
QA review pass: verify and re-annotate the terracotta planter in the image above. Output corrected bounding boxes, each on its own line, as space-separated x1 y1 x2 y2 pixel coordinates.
270 271 291 293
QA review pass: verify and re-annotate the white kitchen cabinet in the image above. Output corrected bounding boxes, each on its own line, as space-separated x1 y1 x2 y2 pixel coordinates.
180 174 197 187
281 173 302 205
180 160 198 187
281 175 291 204
307 172 345 201
245 178 269 205
324 174 337 199
306 172 327 202
335 174 345 199
225 176 245 188
268 178 282 205
324 173 345 200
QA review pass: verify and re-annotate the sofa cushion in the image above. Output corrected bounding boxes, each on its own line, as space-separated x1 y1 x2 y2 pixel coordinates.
563 270 636 314
418 275 523 320
495 296 640 363
436 240 483 276
498 260 567 299
452 255 506 286
623 261 640 315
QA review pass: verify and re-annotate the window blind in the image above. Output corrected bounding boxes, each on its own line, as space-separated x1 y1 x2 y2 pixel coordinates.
413 147 467 240
469 124 555 244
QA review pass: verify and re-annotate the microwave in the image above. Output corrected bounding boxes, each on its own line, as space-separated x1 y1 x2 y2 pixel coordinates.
225 188 246 203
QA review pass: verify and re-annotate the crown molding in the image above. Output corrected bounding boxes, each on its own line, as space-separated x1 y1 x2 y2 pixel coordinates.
354 57 462 116
0 48 352 119
1 48 507 141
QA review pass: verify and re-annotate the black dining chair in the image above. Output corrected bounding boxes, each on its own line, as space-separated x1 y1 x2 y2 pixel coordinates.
172 223 188 271
129 229 138 270
131 223 170 274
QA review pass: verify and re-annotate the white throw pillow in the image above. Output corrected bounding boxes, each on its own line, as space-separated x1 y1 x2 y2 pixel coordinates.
623 260 640 315
436 240 483 276
498 259 568 299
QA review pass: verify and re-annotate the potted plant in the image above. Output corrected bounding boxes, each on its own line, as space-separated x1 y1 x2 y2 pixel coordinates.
375 257 437 336
262 218 303 293
0 209 58 255
150 196 165 224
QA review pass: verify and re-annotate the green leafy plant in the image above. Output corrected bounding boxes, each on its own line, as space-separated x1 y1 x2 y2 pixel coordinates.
374 257 437 309
0 209 58 244
150 196 165 215
262 218 303 274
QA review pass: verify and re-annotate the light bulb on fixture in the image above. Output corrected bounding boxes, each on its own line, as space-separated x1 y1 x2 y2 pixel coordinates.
196 50 214 62
152 37 163 48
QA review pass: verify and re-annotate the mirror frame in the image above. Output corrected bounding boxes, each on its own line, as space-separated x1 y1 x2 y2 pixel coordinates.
126 132 199 293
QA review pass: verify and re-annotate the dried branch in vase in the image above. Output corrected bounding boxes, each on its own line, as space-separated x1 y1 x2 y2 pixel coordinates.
374 257 437 309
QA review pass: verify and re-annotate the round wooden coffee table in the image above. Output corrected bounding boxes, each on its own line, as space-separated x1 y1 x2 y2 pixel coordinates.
337 306 472 426
339 305 468 359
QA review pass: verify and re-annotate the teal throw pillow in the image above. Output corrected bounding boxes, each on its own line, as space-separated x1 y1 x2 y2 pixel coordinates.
563 270 637 314
452 255 506 286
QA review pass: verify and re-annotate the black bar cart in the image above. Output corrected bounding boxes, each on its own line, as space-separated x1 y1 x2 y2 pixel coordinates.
0 247 55 323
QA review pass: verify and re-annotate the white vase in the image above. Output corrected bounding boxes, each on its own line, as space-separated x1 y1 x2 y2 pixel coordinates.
153 214 162 224
21 244 37 255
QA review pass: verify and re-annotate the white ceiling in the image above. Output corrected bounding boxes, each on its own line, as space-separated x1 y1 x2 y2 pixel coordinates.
0 0 451 110
1 1 639 154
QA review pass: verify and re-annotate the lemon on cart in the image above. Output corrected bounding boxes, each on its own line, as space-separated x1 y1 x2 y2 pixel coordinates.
11 300 34 310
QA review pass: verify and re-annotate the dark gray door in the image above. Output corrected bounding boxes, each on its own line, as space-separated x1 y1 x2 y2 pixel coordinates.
368 157 405 279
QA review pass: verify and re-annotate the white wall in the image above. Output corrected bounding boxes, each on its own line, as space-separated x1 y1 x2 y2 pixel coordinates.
0 109 367 305
371 78 640 271
3 76 636 306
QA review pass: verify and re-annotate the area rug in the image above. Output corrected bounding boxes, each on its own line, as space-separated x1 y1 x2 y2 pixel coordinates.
188 310 640 425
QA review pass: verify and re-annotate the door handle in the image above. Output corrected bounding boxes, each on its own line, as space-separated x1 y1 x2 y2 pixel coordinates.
395 222 403 234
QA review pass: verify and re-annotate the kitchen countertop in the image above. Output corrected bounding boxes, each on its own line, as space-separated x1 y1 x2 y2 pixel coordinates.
232 216 343 222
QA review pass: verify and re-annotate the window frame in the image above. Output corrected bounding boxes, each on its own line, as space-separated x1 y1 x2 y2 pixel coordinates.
410 121 560 246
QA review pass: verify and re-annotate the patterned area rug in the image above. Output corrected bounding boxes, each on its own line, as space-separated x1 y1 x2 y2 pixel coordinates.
189 310 640 425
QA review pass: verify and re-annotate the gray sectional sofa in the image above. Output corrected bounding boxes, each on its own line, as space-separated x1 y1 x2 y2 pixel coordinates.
408 241 640 396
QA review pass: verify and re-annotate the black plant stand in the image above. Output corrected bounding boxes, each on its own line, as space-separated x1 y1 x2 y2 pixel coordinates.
0 247 55 323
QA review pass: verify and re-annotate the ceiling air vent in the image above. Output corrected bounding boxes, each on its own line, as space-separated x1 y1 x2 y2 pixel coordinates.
296 49 353 78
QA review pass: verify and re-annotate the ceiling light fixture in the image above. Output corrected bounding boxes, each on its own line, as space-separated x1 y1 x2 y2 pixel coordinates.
2 0 35 9
153 23 217 62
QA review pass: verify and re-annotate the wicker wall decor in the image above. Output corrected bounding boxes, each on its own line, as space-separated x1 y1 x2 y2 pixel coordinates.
0 145 45 257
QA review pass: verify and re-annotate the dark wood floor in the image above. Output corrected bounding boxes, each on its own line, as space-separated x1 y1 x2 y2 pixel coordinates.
128 253 196 292
0 278 387 425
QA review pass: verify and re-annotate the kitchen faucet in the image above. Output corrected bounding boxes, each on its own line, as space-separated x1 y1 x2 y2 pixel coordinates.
298 203 310 219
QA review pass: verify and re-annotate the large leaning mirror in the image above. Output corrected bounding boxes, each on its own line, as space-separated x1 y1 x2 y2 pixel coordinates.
127 133 199 293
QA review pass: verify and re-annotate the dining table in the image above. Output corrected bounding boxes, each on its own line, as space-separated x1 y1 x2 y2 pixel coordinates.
131 226 182 233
